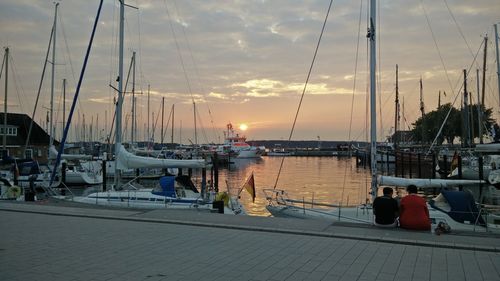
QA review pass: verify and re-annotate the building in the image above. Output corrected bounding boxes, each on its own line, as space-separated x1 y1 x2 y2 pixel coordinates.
0 112 57 162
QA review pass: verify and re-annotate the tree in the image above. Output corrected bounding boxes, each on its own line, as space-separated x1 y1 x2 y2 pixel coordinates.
410 103 494 145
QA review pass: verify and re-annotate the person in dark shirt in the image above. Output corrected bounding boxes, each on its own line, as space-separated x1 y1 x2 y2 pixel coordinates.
373 187 399 227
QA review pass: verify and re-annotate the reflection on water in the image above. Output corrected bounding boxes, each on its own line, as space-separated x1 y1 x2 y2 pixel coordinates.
216 156 372 216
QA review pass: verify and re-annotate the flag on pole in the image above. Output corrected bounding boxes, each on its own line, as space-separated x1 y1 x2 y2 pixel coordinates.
241 172 256 202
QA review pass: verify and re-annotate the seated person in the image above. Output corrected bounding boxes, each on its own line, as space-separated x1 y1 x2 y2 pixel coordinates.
373 187 399 227
399 185 431 230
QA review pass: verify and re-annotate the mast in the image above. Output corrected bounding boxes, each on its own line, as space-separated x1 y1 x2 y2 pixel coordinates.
147 84 150 144
477 69 482 144
131 51 136 144
369 0 377 202
419 77 424 119
480 35 488 144
2 47 8 150
438 91 441 107
495 24 500 107
62 78 66 138
394 64 399 149
114 0 125 188
463 69 470 147
161 97 164 145
193 102 198 146
171 104 175 144
49 3 58 148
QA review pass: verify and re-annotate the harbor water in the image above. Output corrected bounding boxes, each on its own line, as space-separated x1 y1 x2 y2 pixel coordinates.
215 156 373 216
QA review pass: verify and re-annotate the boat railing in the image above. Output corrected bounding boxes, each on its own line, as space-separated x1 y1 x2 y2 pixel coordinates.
263 188 340 208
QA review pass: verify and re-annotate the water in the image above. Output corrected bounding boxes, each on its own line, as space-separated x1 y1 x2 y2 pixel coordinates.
215 156 373 216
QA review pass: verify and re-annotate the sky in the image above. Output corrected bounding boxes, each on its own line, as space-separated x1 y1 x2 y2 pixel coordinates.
0 0 499 144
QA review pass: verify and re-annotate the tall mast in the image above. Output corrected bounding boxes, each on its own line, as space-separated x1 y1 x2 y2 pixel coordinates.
480 35 488 144
394 64 399 148
495 24 500 107
49 3 58 148
369 0 377 202
131 51 136 144
114 0 125 188
2 47 8 150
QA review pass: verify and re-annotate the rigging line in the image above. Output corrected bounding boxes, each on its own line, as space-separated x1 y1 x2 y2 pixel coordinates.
9 55 27 114
273 0 334 190
58 7 84 116
57 9 77 82
420 1 456 103
341 0 363 207
161 104 173 142
135 1 147 95
162 0 195 102
172 0 217 141
152 102 162 141
0 52 5 81
442 0 476 63
25 24 54 150
195 108 210 144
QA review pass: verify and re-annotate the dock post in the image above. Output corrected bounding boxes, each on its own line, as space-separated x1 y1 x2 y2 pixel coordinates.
417 153 421 178
201 168 206 199
443 155 448 175
214 154 219 192
432 153 436 179
458 155 463 191
478 156 483 198
401 152 405 177
102 160 107 191
395 150 398 177
386 151 389 174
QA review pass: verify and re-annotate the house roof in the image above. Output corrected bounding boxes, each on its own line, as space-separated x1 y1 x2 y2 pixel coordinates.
0 112 58 146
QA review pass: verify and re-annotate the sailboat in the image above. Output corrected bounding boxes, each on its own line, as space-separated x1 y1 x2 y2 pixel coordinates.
265 0 379 224
265 1 500 233
53 1 245 215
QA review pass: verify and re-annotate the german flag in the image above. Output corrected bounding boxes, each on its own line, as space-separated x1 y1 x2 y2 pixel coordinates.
241 172 256 202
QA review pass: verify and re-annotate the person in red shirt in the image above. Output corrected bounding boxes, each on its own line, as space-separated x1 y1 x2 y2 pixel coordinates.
399 185 431 230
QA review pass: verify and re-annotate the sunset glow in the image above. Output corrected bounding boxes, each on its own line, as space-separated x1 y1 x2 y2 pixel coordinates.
239 124 248 131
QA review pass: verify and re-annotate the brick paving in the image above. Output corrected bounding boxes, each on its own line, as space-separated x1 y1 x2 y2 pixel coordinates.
0 201 499 281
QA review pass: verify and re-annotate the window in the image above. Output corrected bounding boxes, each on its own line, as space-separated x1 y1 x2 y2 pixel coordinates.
0 126 17 136
25 149 33 159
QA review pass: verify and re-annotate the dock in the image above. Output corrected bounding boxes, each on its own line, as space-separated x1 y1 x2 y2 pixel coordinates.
1 200 499 280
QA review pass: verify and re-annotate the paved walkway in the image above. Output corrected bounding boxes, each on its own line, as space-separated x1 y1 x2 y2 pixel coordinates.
0 200 499 281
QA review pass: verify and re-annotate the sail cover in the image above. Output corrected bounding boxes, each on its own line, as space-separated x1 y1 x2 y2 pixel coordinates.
117 144 206 170
378 175 484 188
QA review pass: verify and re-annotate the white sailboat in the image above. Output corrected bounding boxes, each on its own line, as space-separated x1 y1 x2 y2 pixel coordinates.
59 1 244 215
265 1 500 233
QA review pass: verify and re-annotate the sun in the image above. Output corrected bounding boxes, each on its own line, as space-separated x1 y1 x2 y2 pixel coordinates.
239 123 248 131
